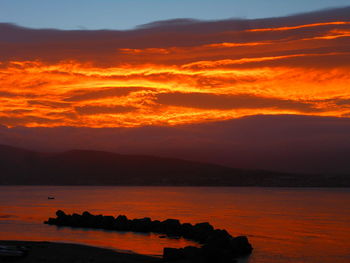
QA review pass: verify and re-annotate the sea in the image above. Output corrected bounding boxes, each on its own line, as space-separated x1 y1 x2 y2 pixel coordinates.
0 186 349 262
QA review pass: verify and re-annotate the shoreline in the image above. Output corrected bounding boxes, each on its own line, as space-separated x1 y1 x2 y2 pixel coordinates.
0 240 161 263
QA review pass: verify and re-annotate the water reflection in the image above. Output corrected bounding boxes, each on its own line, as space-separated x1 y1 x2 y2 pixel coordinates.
0 186 350 262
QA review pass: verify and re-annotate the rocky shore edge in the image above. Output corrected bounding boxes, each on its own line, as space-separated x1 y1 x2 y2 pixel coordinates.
0 240 159 263
45 210 253 262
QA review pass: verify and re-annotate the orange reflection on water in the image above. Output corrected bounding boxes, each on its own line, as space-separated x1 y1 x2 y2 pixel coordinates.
1 186 350 262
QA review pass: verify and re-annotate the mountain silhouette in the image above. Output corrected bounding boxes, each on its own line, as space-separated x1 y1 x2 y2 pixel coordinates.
0 145 348 186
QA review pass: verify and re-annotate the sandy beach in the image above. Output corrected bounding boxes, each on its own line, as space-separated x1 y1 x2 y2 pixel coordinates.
0 241 161 263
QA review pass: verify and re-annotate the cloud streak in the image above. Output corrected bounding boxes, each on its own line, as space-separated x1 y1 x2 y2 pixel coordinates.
156 92 320 112
75 105 138 115
0 7 349 127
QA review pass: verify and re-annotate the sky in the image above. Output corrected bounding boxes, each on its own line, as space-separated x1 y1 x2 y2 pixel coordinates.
1 2 350 173
0 0 350 30
1 7 349 127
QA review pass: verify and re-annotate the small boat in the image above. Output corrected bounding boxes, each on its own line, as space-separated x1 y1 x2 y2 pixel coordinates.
48 197 55 200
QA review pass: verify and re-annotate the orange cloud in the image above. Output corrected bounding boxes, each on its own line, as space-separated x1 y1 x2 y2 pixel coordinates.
247 21 350 32
0 7 349 127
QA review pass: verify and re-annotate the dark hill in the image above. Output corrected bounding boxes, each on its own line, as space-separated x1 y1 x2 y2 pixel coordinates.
0 145 348 186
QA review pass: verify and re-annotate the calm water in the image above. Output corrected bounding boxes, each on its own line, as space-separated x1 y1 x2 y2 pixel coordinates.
0 186 349 262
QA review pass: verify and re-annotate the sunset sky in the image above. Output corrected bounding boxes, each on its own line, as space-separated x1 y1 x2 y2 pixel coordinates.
1 2 350 173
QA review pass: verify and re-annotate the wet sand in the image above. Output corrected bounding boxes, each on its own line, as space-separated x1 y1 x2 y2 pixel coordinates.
0 241 161 263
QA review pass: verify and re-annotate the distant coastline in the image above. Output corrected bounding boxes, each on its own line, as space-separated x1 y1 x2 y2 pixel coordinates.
1 145 349 187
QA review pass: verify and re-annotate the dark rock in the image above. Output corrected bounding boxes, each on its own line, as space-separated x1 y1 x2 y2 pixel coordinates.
82 211 92 217
54 210 71 226
161 219 182 235
115 215 130 230
101 216 115 229
181 223 195 239
71 213 82 226
163 247 185 261
230 236 253 256
194 222 214 232
192 222 214 243
45 210 252 262
131 217 152 232
150 219 161 231
201 245 236 263
115 215 128 223
94 215 104 228
44 217 56 225
80 211 95 227
56 210 66 218
182 246 202 261
205 229 232 248
167 235 181 239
